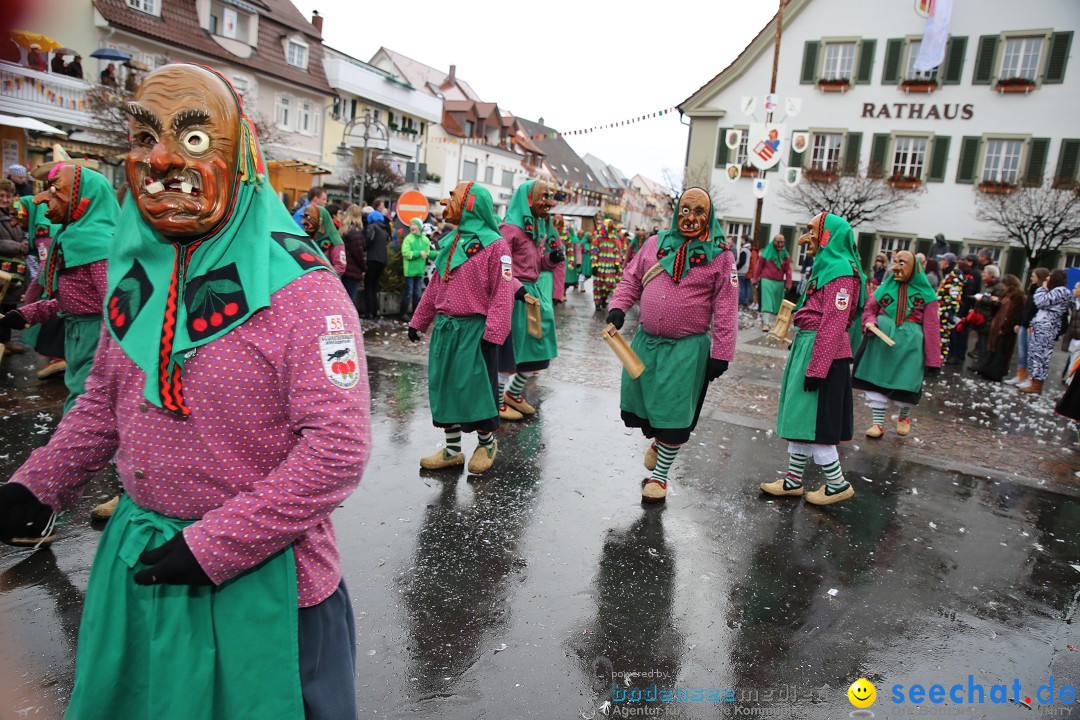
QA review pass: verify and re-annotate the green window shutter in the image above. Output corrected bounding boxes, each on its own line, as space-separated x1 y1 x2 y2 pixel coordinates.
1024 138 1051 186
1056 139 1080 183
927 135 951 182
869 133 889 177
973 35 999 84
941 36 968 84
789 139 802 169
857 233 876 272
758 223 772 245
882 38 904 84
1044 31 1073 84
780 224 796 253
856 39 876 84
956 136 982 184
1004 248 1026 278
844 132 862 173
715 128 729 168
801 41 820 84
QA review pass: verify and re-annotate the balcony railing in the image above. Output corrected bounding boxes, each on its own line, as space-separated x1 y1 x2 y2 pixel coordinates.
0 61 95 127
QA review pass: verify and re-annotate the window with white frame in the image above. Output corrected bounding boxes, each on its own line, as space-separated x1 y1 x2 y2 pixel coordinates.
231 76 249 103
905 39 939 81
1064 253 1080 269
892 136 928 180
735 128 750 166
298 100 315 135
810 133 843 171
287 40 308 69
726 221 753 245
982 139 1024 184
1000 36 1042 81
127 0 159 14
275 95 291 130
966 244 1004 264
821 42 856 81
462 160 477 181
879 235 913 261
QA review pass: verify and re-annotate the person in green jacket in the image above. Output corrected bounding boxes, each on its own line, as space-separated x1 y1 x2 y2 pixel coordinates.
400 217 431 317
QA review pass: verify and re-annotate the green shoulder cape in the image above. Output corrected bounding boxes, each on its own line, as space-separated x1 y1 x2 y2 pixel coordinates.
434 183 502 280
796 213 866 312
655 189 729 283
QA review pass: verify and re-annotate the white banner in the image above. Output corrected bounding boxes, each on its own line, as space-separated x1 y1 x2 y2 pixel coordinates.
913 0 953 71
747 123 786 171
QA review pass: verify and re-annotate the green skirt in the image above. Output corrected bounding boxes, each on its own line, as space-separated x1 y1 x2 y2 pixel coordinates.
62 313 102 416
65 495 303 720
853 314 925 394
776 329 853 444
428 313 498 425
581 250 593 277
760 278 785 314
511 278 558 364
620 329 710 429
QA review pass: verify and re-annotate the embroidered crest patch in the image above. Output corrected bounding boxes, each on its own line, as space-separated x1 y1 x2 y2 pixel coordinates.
835 290 850 311
501 254 513 281
320 333 360 389
730 270 739 288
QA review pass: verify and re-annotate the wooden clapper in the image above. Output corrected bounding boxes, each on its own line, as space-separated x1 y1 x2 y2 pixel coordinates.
524 294 544 339
601 323 645 379
768 300 797 345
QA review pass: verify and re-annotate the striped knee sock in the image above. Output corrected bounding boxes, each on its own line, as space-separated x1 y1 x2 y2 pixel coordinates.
651 442 681 486
497 373 511 410
506 373 528 402
872 407 885 427
477 431 495 447
899 406 911 420
444 427 462 456
822 460 849 494
785 453 807 490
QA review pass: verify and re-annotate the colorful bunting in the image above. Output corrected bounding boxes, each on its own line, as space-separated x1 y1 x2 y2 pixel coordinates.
431 106 679 143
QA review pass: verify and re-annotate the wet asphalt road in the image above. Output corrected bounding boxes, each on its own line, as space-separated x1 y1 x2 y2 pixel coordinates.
1 299 1079 720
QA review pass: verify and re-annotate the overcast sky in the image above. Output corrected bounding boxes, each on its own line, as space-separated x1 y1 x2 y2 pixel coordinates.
290 0 779 185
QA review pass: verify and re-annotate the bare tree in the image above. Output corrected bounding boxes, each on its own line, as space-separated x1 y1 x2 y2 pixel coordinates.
975 180 1080 273
345 156 403 206
666 162 729 215
778 167 922 228
86 85 132 150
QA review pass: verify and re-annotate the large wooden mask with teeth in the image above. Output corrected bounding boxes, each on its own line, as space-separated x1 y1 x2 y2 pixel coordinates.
125 65 239 238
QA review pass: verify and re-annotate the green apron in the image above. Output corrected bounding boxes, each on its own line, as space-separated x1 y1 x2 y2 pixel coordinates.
853 314 925 393
62 313 102 416
581 246 593 277
620 329 709 428
65 495 303 720
776 329 820 441
428 313 497 424
760 277 785 314
511 278 558 364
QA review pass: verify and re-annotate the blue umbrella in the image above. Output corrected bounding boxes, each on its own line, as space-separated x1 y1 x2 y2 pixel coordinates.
90 48 131 62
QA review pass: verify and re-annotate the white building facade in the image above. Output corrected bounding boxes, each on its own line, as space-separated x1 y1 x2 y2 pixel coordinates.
680 0 1080 276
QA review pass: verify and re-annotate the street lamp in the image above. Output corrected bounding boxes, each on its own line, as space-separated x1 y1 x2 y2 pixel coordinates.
334 107 389 204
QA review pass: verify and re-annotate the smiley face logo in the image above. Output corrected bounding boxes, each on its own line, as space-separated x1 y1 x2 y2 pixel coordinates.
848 678 876 709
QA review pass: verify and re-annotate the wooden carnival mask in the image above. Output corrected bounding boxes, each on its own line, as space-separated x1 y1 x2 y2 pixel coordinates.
440 181 472 224
531 180 554 219
798 212 827 257
676 188 711 239
891 250 916 283
124 64 240 238
33 164 74 226
300 203 321 237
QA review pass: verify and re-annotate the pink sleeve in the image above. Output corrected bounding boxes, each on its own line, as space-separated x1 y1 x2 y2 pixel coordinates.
16 297 59 325
710 252 738 361
87 259 108 309
409 270 439 333
484 239 514 344
784 258 792 290
862 293 882 329
923 300 942 367
330 245 347 275
10 327 120 510
183 286 371 585
22 276 42 303
806 276 859 378
609 239 649 312
538 242 556 271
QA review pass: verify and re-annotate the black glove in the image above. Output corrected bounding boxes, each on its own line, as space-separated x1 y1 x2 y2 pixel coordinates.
408 327 421 342
606 308 625 330
134 532 213 586
514 286 527 302
0 483 53 546
480 338 495 353
925 365 940 376
803 375 824 392
707 358 729 382
0 310 27 332
548 249 565 264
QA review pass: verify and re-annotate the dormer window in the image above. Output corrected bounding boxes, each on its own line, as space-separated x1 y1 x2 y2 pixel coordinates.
465 120 475 137
209 2 251 41
287 39 308 69
127 0 159 15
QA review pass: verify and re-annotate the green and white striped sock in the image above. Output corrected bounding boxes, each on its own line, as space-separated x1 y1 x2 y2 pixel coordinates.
651 442 681 486
506 373 528 402
822 460 849 494
871 407 885 427
477 431 495 447
785 453 807 490
444 427 462 456
899 406 911 420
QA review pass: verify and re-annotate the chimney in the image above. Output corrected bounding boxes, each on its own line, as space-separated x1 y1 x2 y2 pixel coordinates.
538 116 544 125
448 64 456 85
311 10 323 35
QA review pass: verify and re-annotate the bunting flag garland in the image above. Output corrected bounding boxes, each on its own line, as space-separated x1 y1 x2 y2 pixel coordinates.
432 106 679 143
